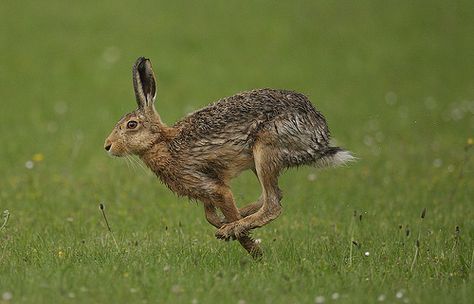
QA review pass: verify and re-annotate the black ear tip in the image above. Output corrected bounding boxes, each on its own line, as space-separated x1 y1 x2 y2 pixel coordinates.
134 57 149 68
136 56 149 62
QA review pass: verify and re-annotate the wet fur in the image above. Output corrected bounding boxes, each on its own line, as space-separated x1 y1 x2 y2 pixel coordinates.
105 57 354 258
143 89 345 197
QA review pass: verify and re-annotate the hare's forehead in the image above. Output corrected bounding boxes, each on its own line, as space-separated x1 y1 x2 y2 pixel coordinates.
118 112 145 122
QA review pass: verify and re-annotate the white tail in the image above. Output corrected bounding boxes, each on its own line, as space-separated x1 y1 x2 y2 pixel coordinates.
314 149 356 168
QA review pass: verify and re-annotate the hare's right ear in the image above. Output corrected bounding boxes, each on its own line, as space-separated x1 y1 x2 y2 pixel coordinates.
132 57 157 109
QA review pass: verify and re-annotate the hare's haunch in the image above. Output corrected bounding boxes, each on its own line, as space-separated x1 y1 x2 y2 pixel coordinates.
105 57 354 258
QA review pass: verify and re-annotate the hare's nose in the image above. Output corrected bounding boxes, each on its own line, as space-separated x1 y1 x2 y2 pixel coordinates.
104 144 111 151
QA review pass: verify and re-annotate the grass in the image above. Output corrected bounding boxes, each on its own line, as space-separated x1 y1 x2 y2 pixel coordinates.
0 0 473 303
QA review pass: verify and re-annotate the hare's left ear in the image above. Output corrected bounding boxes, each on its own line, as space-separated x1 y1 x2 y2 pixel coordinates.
132 57 157 109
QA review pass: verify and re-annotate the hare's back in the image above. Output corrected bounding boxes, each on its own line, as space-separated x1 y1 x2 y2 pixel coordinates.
173 88 330 150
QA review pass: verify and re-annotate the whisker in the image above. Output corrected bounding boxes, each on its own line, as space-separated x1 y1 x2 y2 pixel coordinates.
121 147 135 172
122 156 131 171
121 151 134 172
126 155 138 172
131 155 149 174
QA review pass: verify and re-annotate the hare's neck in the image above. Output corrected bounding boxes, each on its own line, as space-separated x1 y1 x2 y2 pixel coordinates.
139 140 185 195
139 126 177 172
140 142 172 175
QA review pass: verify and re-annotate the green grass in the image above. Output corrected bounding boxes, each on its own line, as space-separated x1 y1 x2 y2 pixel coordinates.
1 0 473 303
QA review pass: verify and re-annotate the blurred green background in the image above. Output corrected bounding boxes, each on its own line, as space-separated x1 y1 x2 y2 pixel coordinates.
1 0 472 163
0 0 473 303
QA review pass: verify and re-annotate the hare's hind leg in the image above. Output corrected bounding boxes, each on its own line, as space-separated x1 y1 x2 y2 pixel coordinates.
205 200 262 227
239 198 263 217
216 142 282 240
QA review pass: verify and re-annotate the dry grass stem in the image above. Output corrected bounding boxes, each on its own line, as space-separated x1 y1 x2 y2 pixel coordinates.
99 203 120 251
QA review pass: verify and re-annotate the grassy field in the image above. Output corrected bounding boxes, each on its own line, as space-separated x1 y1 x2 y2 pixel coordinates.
1 0 473 303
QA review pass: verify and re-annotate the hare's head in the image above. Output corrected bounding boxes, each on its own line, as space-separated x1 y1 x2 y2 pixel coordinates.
104 57 164 156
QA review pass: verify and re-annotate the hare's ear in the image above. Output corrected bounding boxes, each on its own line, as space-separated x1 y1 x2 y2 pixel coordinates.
132 57 157 109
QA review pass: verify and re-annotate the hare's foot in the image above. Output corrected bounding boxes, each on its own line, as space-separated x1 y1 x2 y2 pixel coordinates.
215 221 249 240
238 235 263 259
217 203 282 240
216 224 263 259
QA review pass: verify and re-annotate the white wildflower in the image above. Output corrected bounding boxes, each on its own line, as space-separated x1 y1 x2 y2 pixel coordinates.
2 292 13 301
25 160 34 169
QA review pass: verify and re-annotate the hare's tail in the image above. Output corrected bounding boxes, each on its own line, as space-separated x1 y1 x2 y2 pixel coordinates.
313 147 356 168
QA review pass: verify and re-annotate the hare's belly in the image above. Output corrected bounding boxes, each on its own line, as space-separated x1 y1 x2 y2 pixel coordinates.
177 140 253 182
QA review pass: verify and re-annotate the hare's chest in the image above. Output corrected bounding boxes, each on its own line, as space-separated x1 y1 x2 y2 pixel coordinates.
152 164 202 198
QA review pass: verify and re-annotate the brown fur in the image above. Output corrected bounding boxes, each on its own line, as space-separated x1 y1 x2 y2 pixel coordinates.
104 57 354 258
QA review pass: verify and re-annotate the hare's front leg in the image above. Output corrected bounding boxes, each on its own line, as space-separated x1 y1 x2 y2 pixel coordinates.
204 203 225 228
203 188 262 258
216 143 283 239
204 199 262 228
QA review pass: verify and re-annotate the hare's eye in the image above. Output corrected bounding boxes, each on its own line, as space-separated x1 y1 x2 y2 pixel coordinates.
127 120 138 129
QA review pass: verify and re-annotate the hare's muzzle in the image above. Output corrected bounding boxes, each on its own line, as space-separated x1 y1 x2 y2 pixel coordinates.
104 139 112 152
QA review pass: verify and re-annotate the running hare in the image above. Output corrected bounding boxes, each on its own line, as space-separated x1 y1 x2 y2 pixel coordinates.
104 57 354 258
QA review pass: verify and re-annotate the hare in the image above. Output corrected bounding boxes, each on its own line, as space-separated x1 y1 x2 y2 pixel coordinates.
104 57 354 258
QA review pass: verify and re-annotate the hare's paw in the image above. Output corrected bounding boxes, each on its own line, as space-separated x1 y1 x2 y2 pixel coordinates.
215 222 248 241
215 223 236 241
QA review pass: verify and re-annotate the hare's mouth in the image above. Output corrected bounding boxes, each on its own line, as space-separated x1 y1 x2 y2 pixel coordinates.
107 151 120 157
107 150 125 157
104 144 124 157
